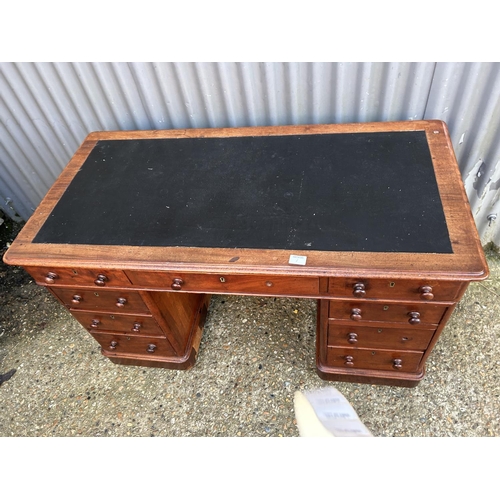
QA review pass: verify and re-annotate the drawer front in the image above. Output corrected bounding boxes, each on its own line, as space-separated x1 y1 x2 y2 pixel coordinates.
328 300 447 325
25 266 131 288
92 332 176 358
326 347 424 373
125 271 319 296
327 322 435 350
71 311 163 337
51 288 149 313
328 278 462 302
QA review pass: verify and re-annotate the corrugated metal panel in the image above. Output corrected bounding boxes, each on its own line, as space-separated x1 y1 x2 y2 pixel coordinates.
1 61 499 245
424 62 500 245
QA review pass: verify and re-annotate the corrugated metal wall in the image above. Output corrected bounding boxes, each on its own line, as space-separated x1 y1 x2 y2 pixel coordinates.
423 62 500 245
1 62 499 244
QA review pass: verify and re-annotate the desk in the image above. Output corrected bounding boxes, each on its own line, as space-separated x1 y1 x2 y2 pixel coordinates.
3 121 488 387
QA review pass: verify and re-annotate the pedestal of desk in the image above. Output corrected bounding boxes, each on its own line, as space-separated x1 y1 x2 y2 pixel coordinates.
35 267 213 370
315 297 460 388
102 293 211 370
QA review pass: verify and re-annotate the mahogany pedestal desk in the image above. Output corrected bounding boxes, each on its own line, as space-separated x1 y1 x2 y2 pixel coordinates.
4 121 488 387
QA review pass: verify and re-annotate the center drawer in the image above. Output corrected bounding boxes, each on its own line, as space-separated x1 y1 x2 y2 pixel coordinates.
125 271 319 296
50 288 149 314
71 310 164 337
328 300 447 326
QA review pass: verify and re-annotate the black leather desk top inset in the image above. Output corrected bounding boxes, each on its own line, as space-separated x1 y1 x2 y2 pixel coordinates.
33 132 453 253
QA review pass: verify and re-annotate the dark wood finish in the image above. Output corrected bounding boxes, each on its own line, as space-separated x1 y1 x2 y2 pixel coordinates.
25 266 132 288
327 322 436 350
419 286 434 301
50 288 150 313
141 292 210 356
325 346 424 373
94 274 108 286
3 121 489 386
72 310 164 337
126 270 320 297
316 368 425 387
353 283 366 298
92 332 176 358
89 294 210 369
328 300 448 325
328 277 463 301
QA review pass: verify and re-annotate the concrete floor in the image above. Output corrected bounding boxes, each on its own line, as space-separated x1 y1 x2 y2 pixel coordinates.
1 218 499 438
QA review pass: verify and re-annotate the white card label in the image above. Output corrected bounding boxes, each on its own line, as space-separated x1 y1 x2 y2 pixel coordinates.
289 255 307 265
303 387 373 437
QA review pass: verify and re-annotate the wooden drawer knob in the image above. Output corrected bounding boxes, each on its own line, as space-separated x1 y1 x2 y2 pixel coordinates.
91 319 101 328
353 283 366 298
44 272 58 284
71 295 83 304
350 308 362 321
109 340 118 350
419 286 434 300
147 344 157 353
393 358 403 369
408 311 421 325
347 333 358 344
116 297 127 308
94 274 108 286
132 322 142 333
344 355 354 366
171 278 184 290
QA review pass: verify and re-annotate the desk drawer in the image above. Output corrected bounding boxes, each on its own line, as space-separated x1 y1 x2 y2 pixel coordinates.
328 300 447 326
328 278 462 302
92 332 176 358
51 288 149 313
327 321 435 350
326 347 424 373
72 311 163 337
125 271 319 296
25 266 131 288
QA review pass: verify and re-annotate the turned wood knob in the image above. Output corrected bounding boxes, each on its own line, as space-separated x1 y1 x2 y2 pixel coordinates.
353 283 366 298
132 322 141 332
347 333 358 344
109 340 118 350
350 308 362 321
116 297 127 308
71 295 83 304
44 272 58 284
393 358 403 369
408 311 421 325
419 286 434 300
171 278 184 290
91 319 101 328
147 344 157 353
344 355 354 366
94 274 108 286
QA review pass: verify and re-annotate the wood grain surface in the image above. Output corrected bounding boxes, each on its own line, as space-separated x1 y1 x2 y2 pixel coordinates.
3 121 488 281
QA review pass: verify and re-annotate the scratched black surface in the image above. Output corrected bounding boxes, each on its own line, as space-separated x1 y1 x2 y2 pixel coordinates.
33 132 453 253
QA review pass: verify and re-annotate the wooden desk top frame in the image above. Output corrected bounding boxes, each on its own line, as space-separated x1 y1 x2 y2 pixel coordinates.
4 120 488 283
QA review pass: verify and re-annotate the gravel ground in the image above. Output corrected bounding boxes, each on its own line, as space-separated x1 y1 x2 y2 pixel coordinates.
1 215 499 438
